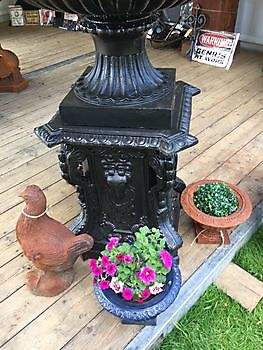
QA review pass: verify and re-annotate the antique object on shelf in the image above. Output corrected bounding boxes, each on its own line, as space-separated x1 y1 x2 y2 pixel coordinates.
0 44 28 93
26 1 200 263
16 185 94 296
193 0 240 32
181 180 253 244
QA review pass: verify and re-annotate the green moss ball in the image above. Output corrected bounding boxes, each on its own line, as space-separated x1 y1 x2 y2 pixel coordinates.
193 182 238 217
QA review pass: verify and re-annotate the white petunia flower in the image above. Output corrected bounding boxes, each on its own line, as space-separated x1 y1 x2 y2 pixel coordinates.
149 282 164 295
109 277 124 293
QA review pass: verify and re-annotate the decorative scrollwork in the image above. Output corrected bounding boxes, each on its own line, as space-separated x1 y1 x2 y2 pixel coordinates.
149 152 183 253
74 52 170 106
35 123 198 157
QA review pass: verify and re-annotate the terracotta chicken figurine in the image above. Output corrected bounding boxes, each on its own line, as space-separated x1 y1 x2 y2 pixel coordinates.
16 185 94 296
0 44 28 92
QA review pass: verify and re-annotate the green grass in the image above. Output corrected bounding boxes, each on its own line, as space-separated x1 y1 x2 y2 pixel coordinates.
157 225 263 350
233 225 263 281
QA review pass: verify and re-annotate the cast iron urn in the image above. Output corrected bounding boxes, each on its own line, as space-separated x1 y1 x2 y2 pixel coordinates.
27 0 199 264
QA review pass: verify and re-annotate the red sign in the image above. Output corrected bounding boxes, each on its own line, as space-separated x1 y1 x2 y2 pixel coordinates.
199 33 233 49
192 30 240 69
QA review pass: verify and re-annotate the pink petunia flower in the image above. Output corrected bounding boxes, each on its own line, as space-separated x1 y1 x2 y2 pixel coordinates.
124 255 133 264
101 255 110 266
160 249 173 269
136 289 151 303
99 279 110 290
106 237 120 251
106 262 117 276
93 278 98 284
89 258 97 269
142 289 151 299
109 237 120 245
139 266 156 285
109 277 124 293
117 253 125 262
122 288 133 301
91 265 103 276
137 297 145 303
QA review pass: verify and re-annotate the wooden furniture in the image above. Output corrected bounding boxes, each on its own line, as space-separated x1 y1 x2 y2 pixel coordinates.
194 0 240 32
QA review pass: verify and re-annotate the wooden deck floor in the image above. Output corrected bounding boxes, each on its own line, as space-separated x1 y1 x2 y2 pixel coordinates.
0 24 262 350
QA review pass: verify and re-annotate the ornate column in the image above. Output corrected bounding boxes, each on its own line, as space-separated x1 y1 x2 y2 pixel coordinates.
29 0 199 258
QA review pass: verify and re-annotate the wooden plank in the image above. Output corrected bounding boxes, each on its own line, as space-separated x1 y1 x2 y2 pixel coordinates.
0 54 94 108
0 263 91 348
63 311 141 350
238 162 263 208
0 62 93 126
0 275 101 350
191 78 263 135
178 111 263 184
0 254 31 302
0 141 50 176
0 134 41 161
207 133 263 186
0 164 61 214
181 52 262 102
215 262 263 311
179 91 263 169
0 148 58 194
0 58 93 113
191 58 262 116
1 26 94 73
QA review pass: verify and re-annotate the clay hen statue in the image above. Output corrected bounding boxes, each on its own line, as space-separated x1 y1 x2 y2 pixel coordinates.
0 44 28 92
16 185 94 296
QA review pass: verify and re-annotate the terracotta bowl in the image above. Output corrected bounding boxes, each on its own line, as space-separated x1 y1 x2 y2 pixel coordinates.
181 179 253 230
24 0 188 17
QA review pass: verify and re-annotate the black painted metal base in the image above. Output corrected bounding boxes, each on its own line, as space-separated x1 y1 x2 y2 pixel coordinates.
35 79 200 258
60 75 199 129
60 68 176 128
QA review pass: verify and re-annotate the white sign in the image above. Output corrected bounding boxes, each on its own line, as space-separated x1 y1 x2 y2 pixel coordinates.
9 6 24 26
64 12 78 22
192 30 240 70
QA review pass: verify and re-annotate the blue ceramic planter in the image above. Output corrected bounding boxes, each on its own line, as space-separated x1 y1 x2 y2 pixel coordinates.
94 258 181 325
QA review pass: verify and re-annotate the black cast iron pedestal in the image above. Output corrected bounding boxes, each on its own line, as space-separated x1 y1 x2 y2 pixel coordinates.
35 81 200 259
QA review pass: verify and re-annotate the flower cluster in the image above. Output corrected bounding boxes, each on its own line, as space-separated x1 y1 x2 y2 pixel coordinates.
90 226 173 303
